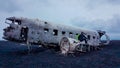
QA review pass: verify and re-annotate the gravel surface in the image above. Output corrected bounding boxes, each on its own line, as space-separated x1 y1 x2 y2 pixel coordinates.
0 40 120 68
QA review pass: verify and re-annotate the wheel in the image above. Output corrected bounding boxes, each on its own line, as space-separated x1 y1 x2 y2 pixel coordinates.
75 44 82 51
60 37 70 55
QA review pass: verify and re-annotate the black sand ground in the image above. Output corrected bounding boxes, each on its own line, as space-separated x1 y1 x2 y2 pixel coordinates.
0 40 120 68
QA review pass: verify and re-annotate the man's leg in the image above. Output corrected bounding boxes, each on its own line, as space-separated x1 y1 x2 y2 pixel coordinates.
85 39 87 44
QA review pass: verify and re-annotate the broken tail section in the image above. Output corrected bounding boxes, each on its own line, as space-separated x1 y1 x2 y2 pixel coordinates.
97 30 110 45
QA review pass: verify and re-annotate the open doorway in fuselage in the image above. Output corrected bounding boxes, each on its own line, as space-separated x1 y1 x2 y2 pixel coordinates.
20 26 29 42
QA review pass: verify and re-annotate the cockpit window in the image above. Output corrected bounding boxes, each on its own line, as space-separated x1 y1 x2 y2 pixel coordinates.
14 21 21 25
5 19 12 24
5 18 21 25
14 21 19 25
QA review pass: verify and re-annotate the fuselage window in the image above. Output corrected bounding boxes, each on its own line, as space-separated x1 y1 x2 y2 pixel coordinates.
76 33 79 35
31 31 35 34
69 32 73 37
62 31 66 35
93 36 95 39
44 28 49 33
69 32 73 35
37 32 40 34
53 29 58 36
44 22 47 24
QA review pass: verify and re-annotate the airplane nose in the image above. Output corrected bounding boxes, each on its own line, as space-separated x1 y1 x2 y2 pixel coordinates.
3 29 7 35
3 28 7 31
3 28 9 37
3 32 6 36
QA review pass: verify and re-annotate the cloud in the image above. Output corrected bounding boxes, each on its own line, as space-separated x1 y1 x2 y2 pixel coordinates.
107 15 120 33
70 14 120 40
0 0 120 40
87 0 120 6
107 0 120 5
71 15 120 32
0 0 21 13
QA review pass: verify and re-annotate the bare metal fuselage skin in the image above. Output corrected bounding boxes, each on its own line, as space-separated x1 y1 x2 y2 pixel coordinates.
3 17 110 47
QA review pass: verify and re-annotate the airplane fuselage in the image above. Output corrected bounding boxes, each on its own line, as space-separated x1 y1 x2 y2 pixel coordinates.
3 17 109 47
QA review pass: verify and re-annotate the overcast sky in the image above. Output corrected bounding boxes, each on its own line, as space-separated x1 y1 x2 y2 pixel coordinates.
0 0 120 40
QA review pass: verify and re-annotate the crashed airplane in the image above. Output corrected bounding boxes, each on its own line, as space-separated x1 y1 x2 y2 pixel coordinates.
3 17 110 55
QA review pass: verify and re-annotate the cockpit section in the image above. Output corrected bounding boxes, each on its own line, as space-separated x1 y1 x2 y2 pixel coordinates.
3 17 22 41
